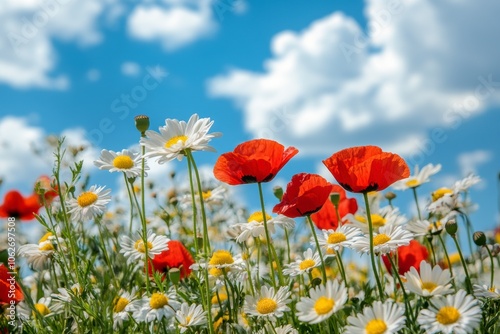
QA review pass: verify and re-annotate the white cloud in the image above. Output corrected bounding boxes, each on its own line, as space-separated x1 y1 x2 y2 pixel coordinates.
457 150 492 176
121 61 141 77
0 0 121 89
87 68 101 81
208 0 500 157
127 0 217 51
0 116 99 190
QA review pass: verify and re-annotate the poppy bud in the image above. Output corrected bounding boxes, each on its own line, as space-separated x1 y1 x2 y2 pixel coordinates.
330 193 340 206
385 192 396 201
473 231 486 246
445 220 458 235
135 115 150 135
273 186 283 201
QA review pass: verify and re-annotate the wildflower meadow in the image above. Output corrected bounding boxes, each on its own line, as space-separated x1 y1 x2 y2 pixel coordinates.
1 114 500 334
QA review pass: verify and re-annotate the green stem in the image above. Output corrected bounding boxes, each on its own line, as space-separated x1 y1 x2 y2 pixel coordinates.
387 254 414 323
335 250 347 283
186 150 211 254
306 215 328 284
411 187 422 221
437 234 456 291
123 173 135 235
140 144 150 294
362 192 385 301
451 234 473 294
257 182 277 288
185 155 199 254
484 245 495 288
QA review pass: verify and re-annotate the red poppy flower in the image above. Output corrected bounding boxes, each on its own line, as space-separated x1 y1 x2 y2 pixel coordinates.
323 145 410 193
382 240 429 275
273 173 333 218
0 264 23 305
0 190 42 220
213 139 298 185
150 240 194 280
311 184 358 230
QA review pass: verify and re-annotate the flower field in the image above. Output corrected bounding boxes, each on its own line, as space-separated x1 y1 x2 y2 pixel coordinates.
1 114 499 334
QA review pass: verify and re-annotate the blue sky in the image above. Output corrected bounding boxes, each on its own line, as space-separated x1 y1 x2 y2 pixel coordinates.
1 0 499 236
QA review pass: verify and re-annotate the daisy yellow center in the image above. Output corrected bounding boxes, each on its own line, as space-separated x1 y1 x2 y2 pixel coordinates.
201 191 212 200
356 214 386 228
185 315 192 324
432 188 453 202
365 319 387 334
39 242 54 251
256 298 278 314
326 248 335 255
421 281 437 292
211 293 228 304
114 297 129 313
247 211 272 224
165 135 188 148
134 239 153 253
405 179 420 188
299 259 316 270
314 296 335 315
436 306 460 325
150 293 169 309
34 303 50 316
373 233 391 246
209 250 234 266
327 232 347 244
112 155 134 169
209 267 224 277
77 192 98 207
39 232 53 243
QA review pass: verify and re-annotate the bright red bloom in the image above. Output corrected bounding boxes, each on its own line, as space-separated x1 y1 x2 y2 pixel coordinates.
213 139 298 185
150 240 195 279
383 240 429 275
0 190 42 220
273 173 333 218
0 264 23 305
311 184 358 230
323 145 410 193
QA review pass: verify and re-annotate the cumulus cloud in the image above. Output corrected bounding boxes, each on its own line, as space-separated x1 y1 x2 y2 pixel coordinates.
0 0 121 89
208 0 500 157
457 150 492 176
127 0 217 51
121 61 141 77
0 116 99 189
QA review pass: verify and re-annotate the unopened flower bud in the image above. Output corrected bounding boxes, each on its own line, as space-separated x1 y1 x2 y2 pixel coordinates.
330 193 340 206
273 186 283 201
135 115 150 135
168 268 181 285
385 191 396 201
445 220 458 235
473 231 486 246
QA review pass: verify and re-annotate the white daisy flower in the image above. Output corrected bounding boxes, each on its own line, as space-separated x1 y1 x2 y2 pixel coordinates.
349 206 406 233
191 250 246 284
257 324 299 334
18 232 64 271
94 149 147 178
244 285 291 319
404 260 453 297
18 297 62 320
453 174 481 193
296 279 348 324
406 219 443 237
175 303 207 333
345 300 405 334
113 289 141 329
392 163 442 190
140 114 222 163
417 289 481 334
315 225 362 256
473 284 500 299
180 185 227 209
232 212 295 244
283 248 321 277
428 188 457 218
52 283 84 304
67 185 111 221
136 291 180 323
119 230 170 264
351 225 413 255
